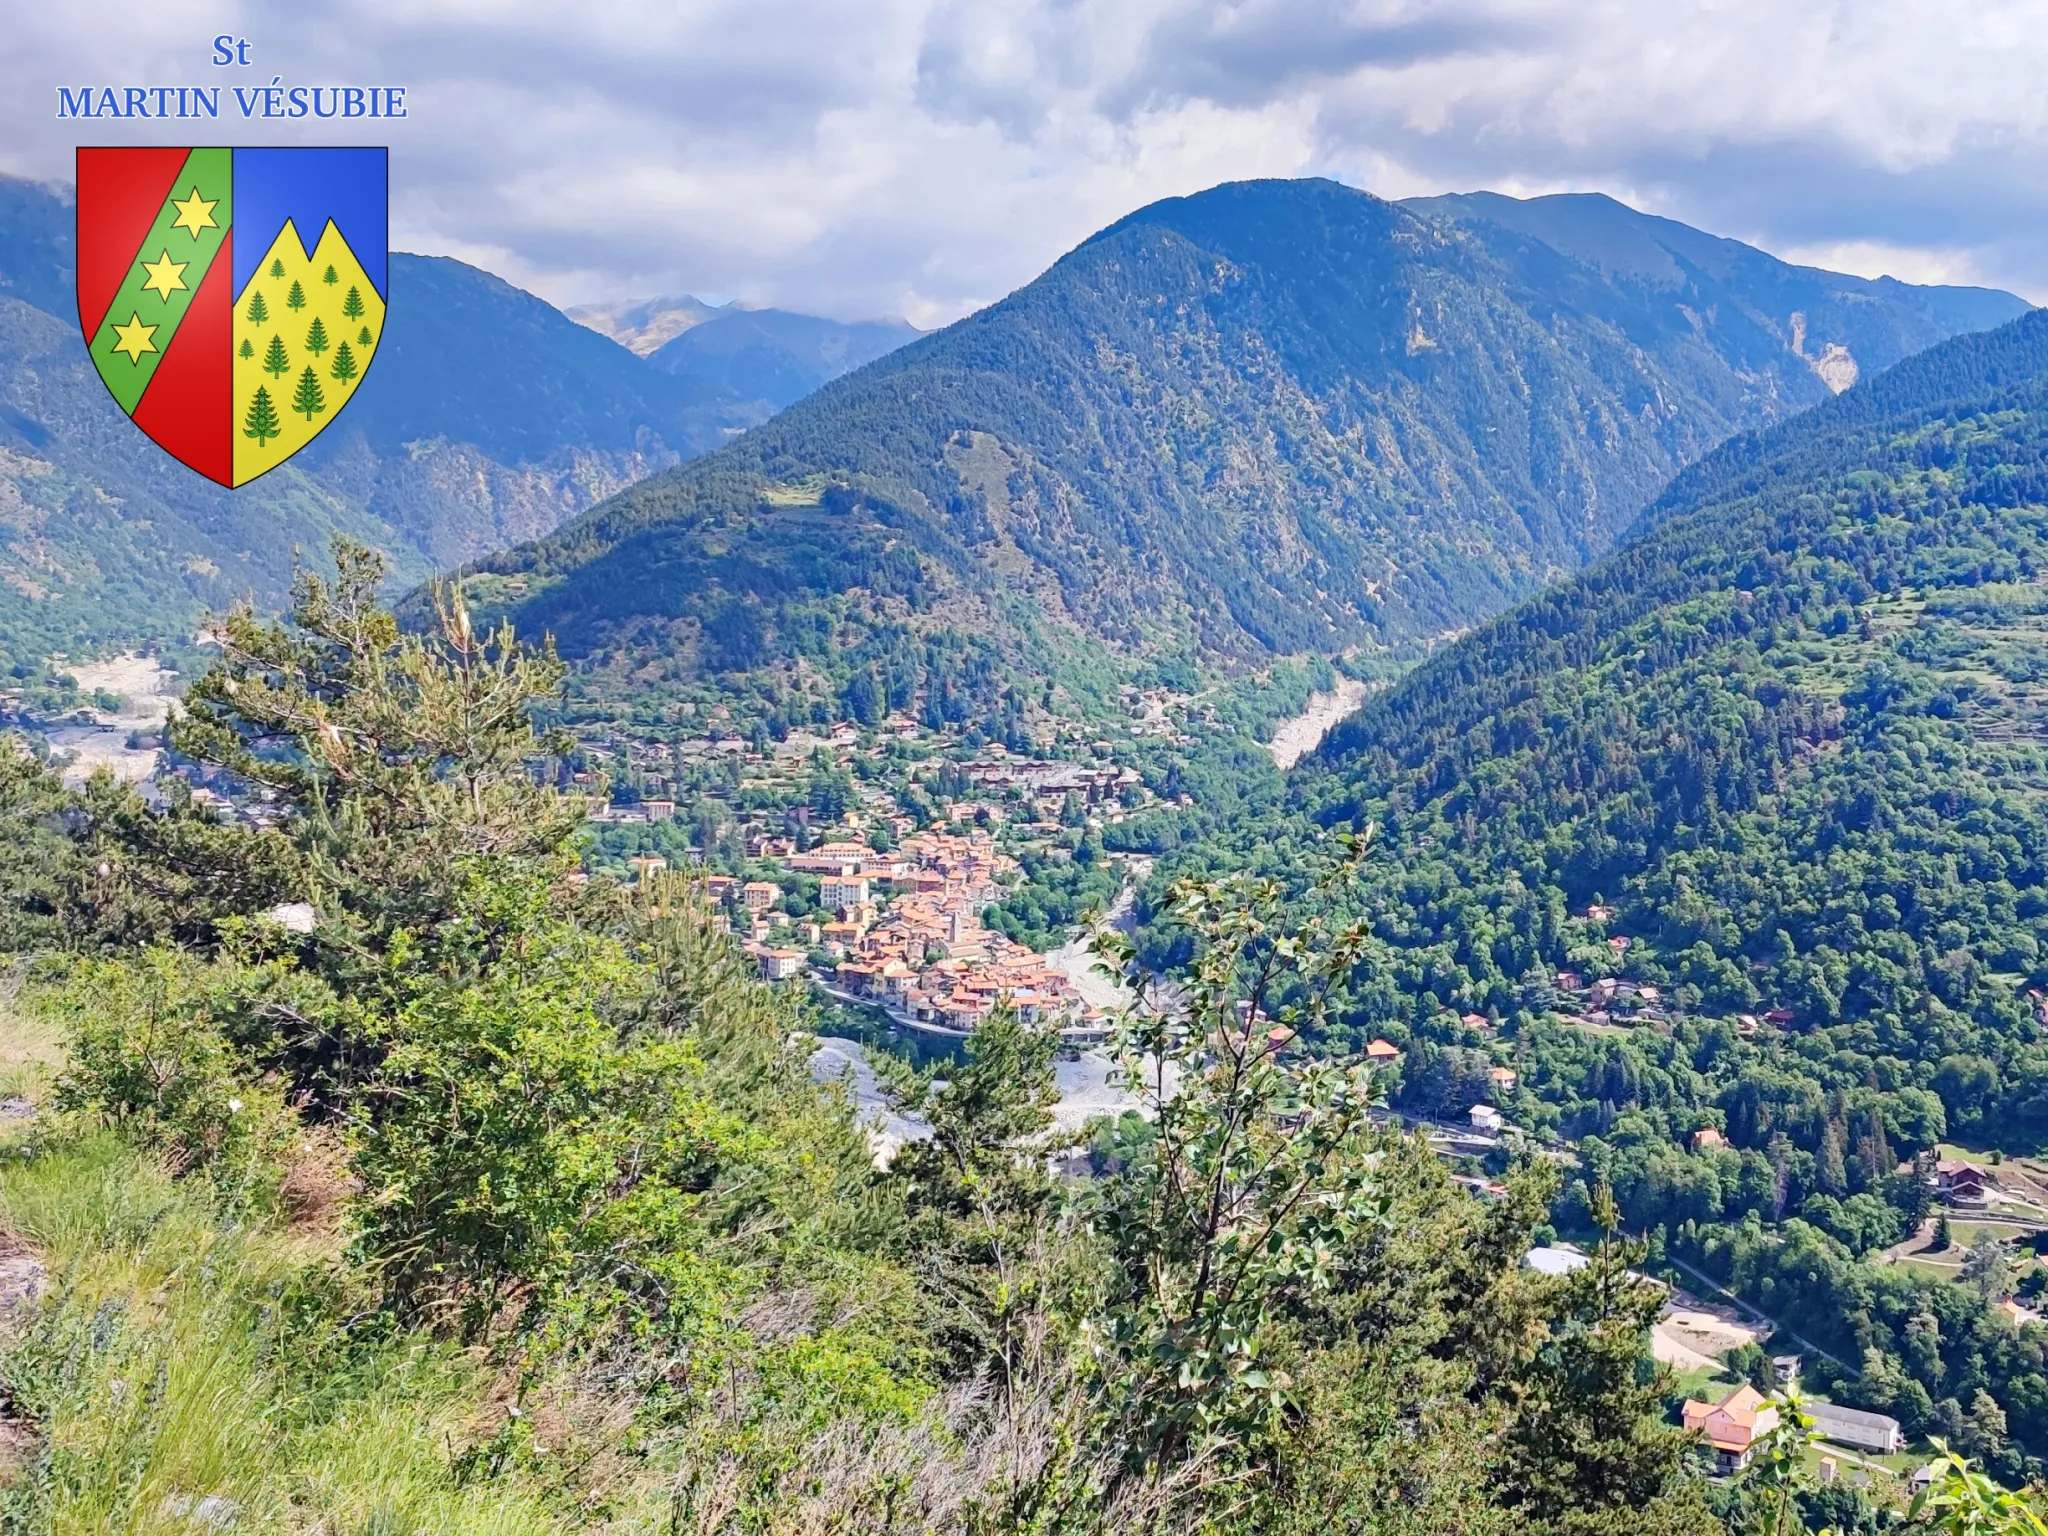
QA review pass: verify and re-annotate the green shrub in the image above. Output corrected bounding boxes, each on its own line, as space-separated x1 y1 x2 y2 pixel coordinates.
48 950 296 1205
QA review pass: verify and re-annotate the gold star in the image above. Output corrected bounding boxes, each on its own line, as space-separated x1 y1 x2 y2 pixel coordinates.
138 250 188 302
168 187 218 238
108 312 158 364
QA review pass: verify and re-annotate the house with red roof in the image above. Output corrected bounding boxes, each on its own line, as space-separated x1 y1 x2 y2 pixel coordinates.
1683 1384 1779 1474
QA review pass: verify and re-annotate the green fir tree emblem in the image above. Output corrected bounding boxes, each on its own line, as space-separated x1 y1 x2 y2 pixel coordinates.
242 385 281 445
262 335 290 378
358 325 374 347
269 257 285 279
291 365 327 420
238 338 254 360
305 317 330 356
322 264 339 285
342 286 365 321
329 340 359 384
245 289 268 325
286 279 306 312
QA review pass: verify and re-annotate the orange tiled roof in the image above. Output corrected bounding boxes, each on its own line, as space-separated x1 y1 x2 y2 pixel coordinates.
1682 1385 1777 1453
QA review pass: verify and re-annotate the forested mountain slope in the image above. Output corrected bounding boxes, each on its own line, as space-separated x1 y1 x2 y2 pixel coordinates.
471 179 2025 711
1303 307 2048 1139
1242 309 2048 1462
0 176 759 682
1406 190 2024 402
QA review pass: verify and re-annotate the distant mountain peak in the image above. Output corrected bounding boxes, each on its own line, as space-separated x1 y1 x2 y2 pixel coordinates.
564 294 728 356
644 307 924 411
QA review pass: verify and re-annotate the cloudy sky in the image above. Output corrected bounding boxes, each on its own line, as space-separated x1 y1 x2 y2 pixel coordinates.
10 0 2048 325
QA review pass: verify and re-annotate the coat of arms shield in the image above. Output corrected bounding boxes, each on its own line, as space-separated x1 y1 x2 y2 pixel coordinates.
76 146 388 488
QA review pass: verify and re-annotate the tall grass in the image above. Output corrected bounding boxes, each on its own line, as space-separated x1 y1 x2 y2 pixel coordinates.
0 974 62 1096
0 1133 569 1534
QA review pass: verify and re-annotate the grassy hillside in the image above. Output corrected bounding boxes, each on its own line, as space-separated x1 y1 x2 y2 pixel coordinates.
0 566 1743 1533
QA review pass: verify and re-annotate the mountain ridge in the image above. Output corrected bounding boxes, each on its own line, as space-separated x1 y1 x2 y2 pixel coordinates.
466 177 2029 712
645 307 922 413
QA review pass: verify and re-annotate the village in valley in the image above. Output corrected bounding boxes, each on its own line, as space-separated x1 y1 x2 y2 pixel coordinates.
575 702 1169 1050
695 825 1116 1044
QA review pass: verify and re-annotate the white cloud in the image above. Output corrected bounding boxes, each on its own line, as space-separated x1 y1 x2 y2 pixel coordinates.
7 0 2048 320
1769 239 2007 291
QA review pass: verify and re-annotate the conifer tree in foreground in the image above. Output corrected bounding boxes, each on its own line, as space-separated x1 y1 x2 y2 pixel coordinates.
238 337 253 360
305 317 330 356
245 288 268 325
291 365 327 420
262 335 290 378
322 264 339 285
242 385 280 445
268 256 285 279
358 325 373 347
342 285 365 321
171 538 582 962
286 279 306 312
329 340 358 384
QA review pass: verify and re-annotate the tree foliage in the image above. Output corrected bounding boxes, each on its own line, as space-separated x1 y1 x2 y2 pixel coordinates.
16 543 1725 1532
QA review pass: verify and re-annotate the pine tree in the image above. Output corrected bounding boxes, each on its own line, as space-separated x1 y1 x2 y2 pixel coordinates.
1501 1184 1715 1532
1818 1093 1850 1197
269 257 285 279
329 341 358 384
245 289 269 325
286 279 306 312
242 385 281 445
305 317 330 356
322 264 339 285
342 286 365 321
262 335 290 378
291 365 326 420
358 325 373 347
1963 1387 2010 1458
238 338 254 360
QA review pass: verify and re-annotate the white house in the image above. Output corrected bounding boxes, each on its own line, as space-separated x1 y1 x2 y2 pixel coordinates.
1807 1401 1904 1455
821 870 872 913
758 948 805 982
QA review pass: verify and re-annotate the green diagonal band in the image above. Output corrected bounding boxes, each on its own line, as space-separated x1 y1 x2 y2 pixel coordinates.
89 148 233 416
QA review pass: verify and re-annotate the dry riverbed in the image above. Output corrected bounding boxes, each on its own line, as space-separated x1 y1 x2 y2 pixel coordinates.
1266 678 1370 769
